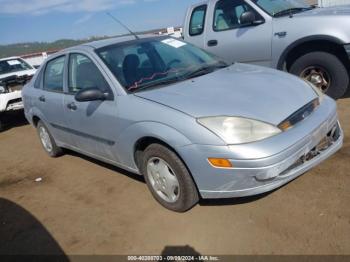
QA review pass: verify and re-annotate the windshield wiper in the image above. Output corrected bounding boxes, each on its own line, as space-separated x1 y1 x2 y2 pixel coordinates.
184 63 228 80
130 62 228 92
273 7 312 17
130 77 181 92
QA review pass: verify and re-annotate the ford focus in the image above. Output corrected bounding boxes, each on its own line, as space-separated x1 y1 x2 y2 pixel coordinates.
22 36 343 212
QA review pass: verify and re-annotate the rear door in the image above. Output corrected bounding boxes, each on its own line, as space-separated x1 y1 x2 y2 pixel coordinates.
63 52 119 161
34 55 70 144
204 0 272 66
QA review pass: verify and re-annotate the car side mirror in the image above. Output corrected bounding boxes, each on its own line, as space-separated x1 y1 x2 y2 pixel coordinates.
75 87 107 102
240 11 264 26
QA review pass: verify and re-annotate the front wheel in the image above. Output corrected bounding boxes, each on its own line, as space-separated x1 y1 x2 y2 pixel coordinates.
141 144 199 212
289 51 349 99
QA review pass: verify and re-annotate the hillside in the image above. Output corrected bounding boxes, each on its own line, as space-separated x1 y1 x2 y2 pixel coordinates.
0 36 112 58
0 27 171 59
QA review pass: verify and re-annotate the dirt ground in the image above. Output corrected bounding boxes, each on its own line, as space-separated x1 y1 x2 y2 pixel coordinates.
0 99 349 256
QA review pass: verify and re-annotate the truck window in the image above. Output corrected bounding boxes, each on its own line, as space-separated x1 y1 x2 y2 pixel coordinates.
213 0 260 31
189 5 207 36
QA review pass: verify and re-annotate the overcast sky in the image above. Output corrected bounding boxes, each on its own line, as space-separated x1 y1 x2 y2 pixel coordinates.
0 0 200 45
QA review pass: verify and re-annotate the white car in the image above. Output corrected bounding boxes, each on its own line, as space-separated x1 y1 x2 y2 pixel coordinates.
0 57 36 130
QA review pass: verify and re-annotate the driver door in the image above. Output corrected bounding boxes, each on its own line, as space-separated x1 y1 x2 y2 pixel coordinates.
63 53 118 161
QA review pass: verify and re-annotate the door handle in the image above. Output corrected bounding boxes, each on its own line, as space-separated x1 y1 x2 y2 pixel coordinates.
207 40 218 47
67 102 77 111
39 95 46 102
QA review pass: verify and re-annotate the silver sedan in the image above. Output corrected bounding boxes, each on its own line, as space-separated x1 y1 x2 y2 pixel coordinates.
23 36 343 212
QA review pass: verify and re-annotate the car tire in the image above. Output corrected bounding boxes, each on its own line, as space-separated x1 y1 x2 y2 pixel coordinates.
141 144 199 212
289 51 349 99
37 120 63 157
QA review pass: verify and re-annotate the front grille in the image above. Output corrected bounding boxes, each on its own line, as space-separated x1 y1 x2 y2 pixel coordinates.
278 98 319 130
8 98 22 105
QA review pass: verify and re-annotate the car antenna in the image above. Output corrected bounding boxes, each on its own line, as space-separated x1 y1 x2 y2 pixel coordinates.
106 12 140 40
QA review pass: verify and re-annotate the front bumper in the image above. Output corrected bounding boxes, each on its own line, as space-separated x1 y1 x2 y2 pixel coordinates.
0 91 23 112
177 97 343 199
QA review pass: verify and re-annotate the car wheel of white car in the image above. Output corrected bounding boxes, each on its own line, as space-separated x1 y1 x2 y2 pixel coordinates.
37 120 63 157
290 51 349 99
141 144 199 212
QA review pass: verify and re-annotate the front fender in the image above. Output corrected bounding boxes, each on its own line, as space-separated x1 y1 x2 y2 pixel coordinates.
116 121 193 170
271 14 350 69
276 35 346 70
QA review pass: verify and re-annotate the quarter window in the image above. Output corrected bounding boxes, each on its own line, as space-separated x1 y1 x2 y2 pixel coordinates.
213 0 261 31
189 5 207 36
44 56 65 92
34 67 44 89
68 53 110 94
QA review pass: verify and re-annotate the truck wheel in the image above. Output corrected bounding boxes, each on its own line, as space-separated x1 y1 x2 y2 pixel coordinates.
289 51 348 99
37 121 63 157
141 144 199 212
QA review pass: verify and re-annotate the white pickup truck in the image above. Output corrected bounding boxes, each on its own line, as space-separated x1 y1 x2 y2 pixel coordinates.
0 57 36 130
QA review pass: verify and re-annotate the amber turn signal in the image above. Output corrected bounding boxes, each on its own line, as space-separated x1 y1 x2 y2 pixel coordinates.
278 120 292 131
208 158 233 168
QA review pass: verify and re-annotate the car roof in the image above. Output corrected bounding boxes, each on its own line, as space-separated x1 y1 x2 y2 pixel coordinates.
71 34 162 51
0 56 20 61
47 34 170 61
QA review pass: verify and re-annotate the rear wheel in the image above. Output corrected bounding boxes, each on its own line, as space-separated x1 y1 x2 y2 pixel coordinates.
289 51 349 99
37 120 63 157
141 144 199 212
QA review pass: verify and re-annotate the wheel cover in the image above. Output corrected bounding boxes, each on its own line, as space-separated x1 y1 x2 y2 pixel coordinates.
300 66 331 93
146 157 180 203
39 126 53 152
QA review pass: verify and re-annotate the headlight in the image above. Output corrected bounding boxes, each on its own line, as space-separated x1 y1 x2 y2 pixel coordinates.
197 116 281 145
0 85 5 94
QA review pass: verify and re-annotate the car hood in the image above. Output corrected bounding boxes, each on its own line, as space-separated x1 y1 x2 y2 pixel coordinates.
294 6 350 17
134 63 317 126
0 69 36 81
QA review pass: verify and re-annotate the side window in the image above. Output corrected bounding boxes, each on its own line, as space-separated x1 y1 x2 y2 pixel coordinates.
213 0 261 31
235 5 245 18
68 53 111 94
44 56 65 92
189 5 207 36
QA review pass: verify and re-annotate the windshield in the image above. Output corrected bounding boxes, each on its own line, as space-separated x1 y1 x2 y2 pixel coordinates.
252 0 312 17
96 37 227 92
0 58 33 75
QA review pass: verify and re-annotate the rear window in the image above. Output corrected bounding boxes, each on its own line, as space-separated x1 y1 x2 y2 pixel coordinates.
189 5 207 36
